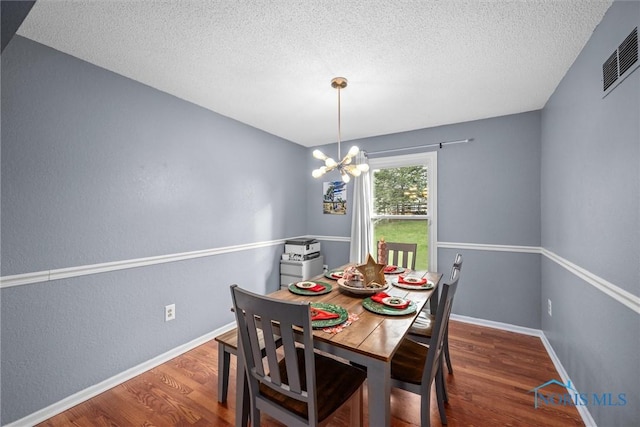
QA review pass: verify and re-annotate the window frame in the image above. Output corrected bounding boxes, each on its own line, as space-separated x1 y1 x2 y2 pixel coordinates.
368 151 438 270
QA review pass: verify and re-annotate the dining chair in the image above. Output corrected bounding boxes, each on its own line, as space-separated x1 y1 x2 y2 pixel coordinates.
214 327 282 404
390 267 461 427
382 241 418 270
230 284 366 427
408 253 463 374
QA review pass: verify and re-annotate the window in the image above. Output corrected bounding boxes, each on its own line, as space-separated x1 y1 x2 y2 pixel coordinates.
369 152 437 270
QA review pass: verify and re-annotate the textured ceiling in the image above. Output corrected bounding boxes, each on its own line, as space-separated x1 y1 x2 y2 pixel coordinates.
17 0 612 147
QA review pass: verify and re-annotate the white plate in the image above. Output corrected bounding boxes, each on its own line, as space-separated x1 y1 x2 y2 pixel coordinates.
391 277 435 290
381 296 408 307
295 281 316 289
325 270 345 279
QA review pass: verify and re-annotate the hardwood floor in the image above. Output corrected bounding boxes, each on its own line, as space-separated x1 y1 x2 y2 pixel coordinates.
38 321 583 426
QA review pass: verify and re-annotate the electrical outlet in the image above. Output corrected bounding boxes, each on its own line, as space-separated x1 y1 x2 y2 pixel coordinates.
547 299 552 317
165 304 176 322
323 264 328 271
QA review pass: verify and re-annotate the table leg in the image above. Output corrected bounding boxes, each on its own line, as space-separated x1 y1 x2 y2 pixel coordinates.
366 358 391 427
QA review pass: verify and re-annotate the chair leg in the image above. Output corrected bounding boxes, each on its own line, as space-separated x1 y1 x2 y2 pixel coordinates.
435 366 448 425
235 350 251 427
444 329 453 374
420 383 432 427
249 406 259 427
217 342 231 403
440 357 449 402
349 386 363 427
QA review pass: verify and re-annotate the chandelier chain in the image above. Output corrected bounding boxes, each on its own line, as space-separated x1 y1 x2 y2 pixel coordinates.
337 84 342 159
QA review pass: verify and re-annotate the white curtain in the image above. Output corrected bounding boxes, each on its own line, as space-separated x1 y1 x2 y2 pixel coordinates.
349 153 372 264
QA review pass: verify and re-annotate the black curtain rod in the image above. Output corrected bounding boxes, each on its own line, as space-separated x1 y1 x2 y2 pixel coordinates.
363 138 473 157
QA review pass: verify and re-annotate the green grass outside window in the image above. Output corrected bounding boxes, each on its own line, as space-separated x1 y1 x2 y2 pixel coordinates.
373 219 429 270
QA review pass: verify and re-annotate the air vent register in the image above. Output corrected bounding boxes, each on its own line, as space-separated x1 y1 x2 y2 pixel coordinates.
602 27 638 93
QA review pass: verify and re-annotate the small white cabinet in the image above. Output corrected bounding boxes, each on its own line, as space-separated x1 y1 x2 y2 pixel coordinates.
280 256 324 288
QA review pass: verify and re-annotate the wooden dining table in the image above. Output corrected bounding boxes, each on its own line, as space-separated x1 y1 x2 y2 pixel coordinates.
234 265 443 427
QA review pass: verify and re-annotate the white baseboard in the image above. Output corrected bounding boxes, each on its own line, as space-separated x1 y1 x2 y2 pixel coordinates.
3 323 237 427
538 333 597 426
450 314 543 337
8 315 596 427
450 314 596 427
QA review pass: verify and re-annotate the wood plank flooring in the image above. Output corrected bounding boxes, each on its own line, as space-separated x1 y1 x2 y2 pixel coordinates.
38 321 583 426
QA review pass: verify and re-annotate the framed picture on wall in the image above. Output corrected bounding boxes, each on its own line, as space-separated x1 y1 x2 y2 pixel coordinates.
323 181 346 215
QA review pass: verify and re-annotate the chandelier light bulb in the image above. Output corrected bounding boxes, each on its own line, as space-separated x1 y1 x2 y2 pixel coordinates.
312 168 324 178
341 172 351 183
357 163 370 172
313 149 328 160
348 146 359 157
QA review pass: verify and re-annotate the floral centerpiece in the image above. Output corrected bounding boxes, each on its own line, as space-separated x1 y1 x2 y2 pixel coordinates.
335 256 389 295
342 265 363 283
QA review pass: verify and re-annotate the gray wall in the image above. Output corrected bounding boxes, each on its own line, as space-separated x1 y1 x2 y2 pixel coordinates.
1 36 306 424
308 111 543 328
540 1 639 425
2 1 638 424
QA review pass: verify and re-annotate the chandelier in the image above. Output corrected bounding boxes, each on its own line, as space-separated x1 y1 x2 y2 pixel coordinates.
312 77 369 183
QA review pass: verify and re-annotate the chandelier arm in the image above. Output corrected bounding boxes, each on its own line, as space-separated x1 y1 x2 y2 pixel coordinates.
327 159 341 172
340 153 353 165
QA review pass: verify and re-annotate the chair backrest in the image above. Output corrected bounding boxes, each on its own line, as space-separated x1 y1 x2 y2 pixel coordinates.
384 242 418 270
422 267 460 386
450 253 463 279
230 284 320 425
